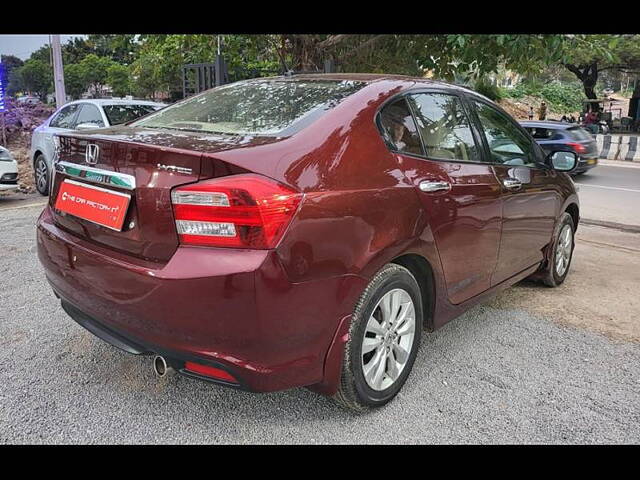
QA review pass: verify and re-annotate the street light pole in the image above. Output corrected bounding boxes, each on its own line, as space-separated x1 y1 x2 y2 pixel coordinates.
51 35 66 108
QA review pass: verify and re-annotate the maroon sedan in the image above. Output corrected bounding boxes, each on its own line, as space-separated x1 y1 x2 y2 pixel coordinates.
37 74 579 411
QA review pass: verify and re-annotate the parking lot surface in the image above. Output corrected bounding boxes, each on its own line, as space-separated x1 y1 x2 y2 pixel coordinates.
1 205 639 444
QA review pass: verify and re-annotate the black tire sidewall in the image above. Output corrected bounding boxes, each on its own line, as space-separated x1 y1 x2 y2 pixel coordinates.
349 267 423 407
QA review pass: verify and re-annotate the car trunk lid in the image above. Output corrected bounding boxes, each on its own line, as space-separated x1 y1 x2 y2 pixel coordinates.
50 128 278 262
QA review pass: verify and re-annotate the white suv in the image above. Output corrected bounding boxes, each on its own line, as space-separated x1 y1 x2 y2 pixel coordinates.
30 99 165 195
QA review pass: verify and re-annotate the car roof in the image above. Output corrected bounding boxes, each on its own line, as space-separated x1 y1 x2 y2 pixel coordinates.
64 99 166 107
249 73 481 95
519 120 577 130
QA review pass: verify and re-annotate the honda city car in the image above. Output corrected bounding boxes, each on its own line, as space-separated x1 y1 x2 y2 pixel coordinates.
36 74 579 411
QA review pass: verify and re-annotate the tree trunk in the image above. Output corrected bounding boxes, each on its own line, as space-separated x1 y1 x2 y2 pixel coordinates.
565 62 600 112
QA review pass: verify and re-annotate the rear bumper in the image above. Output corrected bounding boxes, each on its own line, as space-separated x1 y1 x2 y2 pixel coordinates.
37 206 366 393
58 297 249 389
575 156 598 173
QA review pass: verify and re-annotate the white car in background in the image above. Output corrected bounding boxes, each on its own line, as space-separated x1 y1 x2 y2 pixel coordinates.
30 99 166 195
0 146 19 192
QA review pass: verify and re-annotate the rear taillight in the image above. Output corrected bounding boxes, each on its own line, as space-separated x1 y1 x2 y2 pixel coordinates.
567 142 587 154
171 174 303 249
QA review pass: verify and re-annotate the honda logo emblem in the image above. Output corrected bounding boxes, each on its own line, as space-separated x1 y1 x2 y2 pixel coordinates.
85 144 99 165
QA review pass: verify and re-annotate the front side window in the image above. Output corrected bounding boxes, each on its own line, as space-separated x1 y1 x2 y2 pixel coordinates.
74 104 105 128
104 104 159 126
50 104 80 129
473 101 537 167
407 93 479 162
378 98 423 156
133 80 366 136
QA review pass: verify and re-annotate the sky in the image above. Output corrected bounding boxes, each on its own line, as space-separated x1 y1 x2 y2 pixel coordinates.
0 35 86 60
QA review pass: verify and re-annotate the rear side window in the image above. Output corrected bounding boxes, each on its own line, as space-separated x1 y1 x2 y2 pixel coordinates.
567 127 593 141
104 104 158 126
407 93 479 162
50 104 80 129
74 104 105 128
378 98 423 156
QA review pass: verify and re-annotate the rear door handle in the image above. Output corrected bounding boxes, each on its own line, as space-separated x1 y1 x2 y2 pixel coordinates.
419 181 451 193
502 178 522 190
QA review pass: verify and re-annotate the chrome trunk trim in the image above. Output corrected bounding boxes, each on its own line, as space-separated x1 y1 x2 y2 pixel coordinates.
54 161 136 190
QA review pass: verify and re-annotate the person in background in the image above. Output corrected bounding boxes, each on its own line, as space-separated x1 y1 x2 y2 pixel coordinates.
528 106 534 120
569 115 576 123
561 115 568 122
538 102 548 120
584 110 598 134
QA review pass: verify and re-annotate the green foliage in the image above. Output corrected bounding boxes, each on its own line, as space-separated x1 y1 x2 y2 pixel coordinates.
106 64 132 97
504 80 585 113
473 77 503 101
77 54 116 97
18 59 53 99
64 64 86 99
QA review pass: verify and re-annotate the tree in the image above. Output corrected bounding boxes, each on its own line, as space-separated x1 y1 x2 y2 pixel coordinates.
78 54 115 97
1 54 24 76
106 63 132 97
64 63 87 99
85 35 139 65
2 55 25 97
561 35 640 110
19 59 52 99
62 37 93 65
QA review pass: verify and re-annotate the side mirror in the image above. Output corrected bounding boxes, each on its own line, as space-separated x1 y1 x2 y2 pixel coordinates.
76 122 103 130
548 150 578 172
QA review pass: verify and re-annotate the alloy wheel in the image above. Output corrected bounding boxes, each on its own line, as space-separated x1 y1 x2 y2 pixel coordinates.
361 288 416 391
36 158 48 194
555 224 573 276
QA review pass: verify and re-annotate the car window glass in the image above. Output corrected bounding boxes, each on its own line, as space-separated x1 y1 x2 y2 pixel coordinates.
527 127 554 139
74 104 105 128
378 98 423 156
103 104 158 125
407 93 479 162
50 104 80 129
568 127 592 141
473 101 537 167
133 80 366 135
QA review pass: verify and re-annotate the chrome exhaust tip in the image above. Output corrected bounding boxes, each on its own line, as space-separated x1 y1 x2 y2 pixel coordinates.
152 355 170 377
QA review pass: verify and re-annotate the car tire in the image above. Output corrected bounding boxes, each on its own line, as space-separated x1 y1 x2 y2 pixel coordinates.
34 154 49 196
542 212 575 287
333 263 423 412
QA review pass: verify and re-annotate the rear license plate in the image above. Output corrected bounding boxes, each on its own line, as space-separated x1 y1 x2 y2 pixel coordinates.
54 179 131 231
588 159 596 165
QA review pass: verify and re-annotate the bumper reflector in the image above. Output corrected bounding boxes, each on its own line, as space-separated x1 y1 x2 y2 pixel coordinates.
184 361 238 383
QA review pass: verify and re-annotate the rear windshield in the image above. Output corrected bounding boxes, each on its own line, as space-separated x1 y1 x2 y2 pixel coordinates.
131 79 366 136
567 126 593 141
104 104 160 126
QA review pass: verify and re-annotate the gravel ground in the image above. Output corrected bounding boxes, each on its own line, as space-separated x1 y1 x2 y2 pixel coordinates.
1 205 639 444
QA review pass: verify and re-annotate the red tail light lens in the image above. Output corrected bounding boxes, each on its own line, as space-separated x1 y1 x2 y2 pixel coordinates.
184 361 238 383
567 142 587 154
171 174 303 249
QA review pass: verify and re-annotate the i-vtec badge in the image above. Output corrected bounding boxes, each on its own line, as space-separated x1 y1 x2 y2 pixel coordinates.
157 164 193 175
85 143 99 165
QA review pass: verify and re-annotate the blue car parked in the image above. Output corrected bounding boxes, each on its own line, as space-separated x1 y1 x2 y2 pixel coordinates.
520 121 599 175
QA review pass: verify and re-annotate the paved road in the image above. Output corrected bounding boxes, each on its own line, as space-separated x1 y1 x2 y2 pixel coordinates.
576 162 640 227
1 205 639 444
